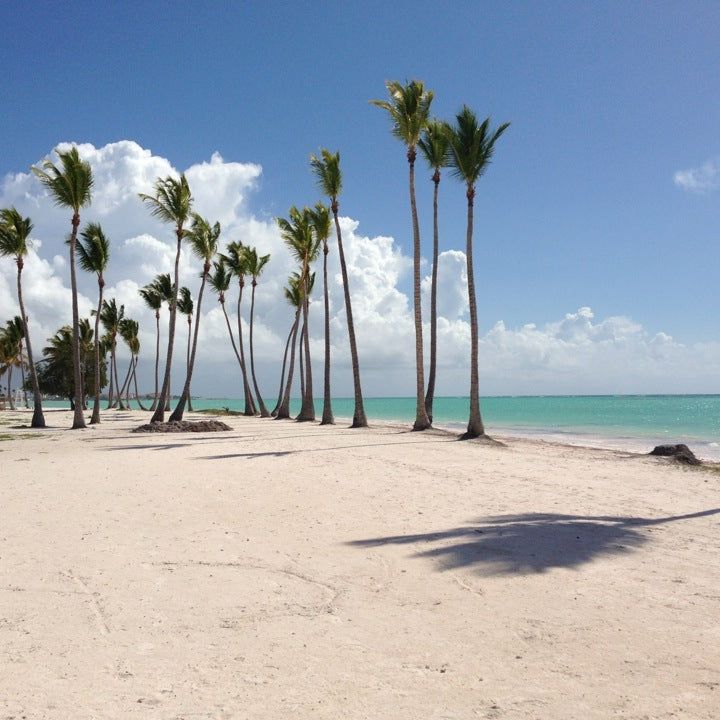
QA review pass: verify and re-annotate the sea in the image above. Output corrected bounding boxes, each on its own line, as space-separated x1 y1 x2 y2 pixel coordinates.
42 394 720 461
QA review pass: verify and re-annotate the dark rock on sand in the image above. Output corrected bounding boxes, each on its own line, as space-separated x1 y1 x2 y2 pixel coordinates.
132 420 232 434
649 444 701 465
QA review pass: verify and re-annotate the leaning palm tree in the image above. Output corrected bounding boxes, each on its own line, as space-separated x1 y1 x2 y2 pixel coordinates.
118 318 146 410
32 146 93 429
176 286 195 412
170 214 220 421
139 283 163 410
371 80 434 431
139 174 193 422
310 150 368 428
220 241 256 416
275 271 315 420
0 320 22 410
0 208 45 426
208 260 248 386
98 298 125 409
8 316 29 408
418 120 451 423
445 107 509 439
244 246 271 417
150 272 175 410
77 222 110 424
271 275 303 417
307 202 334 425
277 207 321 422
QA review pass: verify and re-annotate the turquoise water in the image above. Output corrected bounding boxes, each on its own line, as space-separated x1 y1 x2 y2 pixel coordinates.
42 394 720 458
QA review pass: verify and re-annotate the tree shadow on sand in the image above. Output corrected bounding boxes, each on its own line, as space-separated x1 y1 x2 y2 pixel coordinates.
348 509 720 575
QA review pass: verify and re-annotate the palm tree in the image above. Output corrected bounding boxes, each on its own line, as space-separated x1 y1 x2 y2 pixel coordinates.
445 107 509 439
208 260 248 388
8 316 29 408
0 208 45 426
150 272 175 410
176 286 194 412
275 272 314 420
307 202 334 425
0 319 23 410
310 150 368 428
170 214 220 421
244 246 271 418
418 120 451 423
271 281 302 417
139 283 163 410
220 241 256 416
139 174 193 422
371 80 434 431
32 146 93 429
277 207 321 422
98 298 125 409
118 318 146 410
77 222 110 424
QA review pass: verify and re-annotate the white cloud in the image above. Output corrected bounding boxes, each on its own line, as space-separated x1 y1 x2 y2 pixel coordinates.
1 139 718 400
673 158 719 193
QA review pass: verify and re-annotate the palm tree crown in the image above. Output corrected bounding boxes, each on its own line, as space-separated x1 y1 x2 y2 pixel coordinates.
186 213 221 267
370 80 434 150
0 208 33 259
32 146 93 213
177 287 194 319
139 284 162 313
208 261 231 300
309 150 342 202
138 174 192 228
77 222 110 276
418 120 452 175
445 107 510 190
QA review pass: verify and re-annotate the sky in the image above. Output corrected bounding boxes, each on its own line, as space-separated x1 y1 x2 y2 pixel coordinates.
1 0 719 398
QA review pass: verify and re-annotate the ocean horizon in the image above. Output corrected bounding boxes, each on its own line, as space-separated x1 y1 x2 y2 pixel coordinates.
40 393 720 461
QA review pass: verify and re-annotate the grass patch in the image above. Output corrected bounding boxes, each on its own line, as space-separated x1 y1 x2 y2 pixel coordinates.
0 432 44 441
195 407 244 417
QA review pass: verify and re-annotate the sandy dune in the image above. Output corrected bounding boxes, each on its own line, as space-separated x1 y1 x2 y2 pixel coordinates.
1 410 719 719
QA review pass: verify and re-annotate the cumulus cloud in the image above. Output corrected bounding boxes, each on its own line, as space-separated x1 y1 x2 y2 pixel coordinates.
673 158 719 193
1 139 717 400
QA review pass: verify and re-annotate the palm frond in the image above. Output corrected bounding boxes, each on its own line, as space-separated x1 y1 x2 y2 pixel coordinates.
31 146 93 212
77 222 110 275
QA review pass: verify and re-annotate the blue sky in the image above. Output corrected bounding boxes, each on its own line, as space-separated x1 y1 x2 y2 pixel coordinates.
1 1 718 396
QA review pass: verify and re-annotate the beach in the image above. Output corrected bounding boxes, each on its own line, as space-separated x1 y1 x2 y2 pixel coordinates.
1 409 719 718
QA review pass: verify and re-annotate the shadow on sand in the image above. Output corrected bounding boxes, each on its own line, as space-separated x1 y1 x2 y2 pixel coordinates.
347 509 720 575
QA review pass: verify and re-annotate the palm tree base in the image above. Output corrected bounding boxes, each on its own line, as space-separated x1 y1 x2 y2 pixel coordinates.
320 417 335 425
412 419 432 431
295 414 315 423
459 429 486 441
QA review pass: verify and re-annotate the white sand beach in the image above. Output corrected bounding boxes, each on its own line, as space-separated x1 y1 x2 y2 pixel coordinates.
1 410 719 719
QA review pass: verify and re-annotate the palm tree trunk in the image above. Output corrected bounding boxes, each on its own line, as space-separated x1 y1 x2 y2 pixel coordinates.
320 240 334 425
296 268 315 422
115 347 128 410
117 358 133 405
151 225 183 422
461 187 485 439
90 278 104 424
185 316 194 412
248 281 270 417
19 340 28 408
237 282 257 416
424 172 440 424
331 203 367 428
132 356 148 411
276 309 301 420
7 364 15 410
407 150 430 431
299 319 306 402
149 311 160 411
271 321 294 416
106 345 115 409
170 272 209 421
68 213 86 429
219 297 250 408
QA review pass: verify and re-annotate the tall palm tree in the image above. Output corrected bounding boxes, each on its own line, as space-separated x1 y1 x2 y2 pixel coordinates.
277 207 321 422
208 260 247 388
244 246 271 418
0 208 45 426
139 174 193 422
118 318 146 410
8 316 29 408
77 222 110 424
170 214 220 421
32 146 93 429
271 281 301 417
310 150 368 428
150 272 175 410
0 319 23 410
139 283 163 410
418 120 451 423
220 241 256 416
275 272 314 420
371 80 434 431
176 286 194 412
98 298 125 409
445 107 509 439
307 202 334 425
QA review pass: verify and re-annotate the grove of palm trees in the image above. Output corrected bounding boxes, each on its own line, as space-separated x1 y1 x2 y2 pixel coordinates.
0 79 508 439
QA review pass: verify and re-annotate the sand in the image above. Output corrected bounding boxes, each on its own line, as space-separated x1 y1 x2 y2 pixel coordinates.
1 409 719 719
